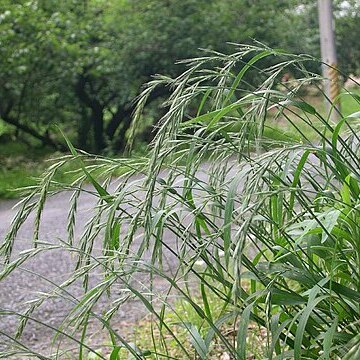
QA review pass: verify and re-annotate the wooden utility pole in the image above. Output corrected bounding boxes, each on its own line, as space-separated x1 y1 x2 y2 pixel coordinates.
317 0 341 114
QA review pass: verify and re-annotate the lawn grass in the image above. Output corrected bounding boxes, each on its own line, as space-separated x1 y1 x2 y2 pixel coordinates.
0 142 45 198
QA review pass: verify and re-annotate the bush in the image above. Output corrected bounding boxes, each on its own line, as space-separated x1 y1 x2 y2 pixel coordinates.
1 44 360 359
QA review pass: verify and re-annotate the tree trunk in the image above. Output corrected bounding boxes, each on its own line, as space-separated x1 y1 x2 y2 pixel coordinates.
75 74 105 153
106 106 133 141
78 105 91 150
92 106 105 152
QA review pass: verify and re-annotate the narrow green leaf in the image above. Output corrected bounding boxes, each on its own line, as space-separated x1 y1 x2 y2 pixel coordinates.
184 323 208 360
225 50 273 103
288 150 310 215
290 101 316 115
237 303 253 360
60 128 113 202
294 282 329 360
110 346 121 360
200 282 213 323
322 316 338 360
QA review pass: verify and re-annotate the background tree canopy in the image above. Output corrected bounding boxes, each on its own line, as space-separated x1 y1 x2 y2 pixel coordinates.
0 0 359 153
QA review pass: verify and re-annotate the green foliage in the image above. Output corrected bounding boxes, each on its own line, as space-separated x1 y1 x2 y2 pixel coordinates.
1 0 359 154
334 0 360 75
1 45 360 359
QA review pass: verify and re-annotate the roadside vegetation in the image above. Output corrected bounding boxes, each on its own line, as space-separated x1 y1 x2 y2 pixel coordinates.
1 45 360 359
1 1 360 359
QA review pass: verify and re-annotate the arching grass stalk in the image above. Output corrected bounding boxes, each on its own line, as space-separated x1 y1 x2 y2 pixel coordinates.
1 44 360 359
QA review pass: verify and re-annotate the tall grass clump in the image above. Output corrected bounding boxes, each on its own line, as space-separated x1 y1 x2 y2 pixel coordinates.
1 44 360 359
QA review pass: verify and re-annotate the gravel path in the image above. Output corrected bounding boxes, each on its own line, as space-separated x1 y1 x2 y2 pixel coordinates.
0 184 179 358
0 165 216 358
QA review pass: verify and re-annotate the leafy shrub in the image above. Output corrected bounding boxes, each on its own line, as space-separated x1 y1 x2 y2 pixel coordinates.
1 44 360 359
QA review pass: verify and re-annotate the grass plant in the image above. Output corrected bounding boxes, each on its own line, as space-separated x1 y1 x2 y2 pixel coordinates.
1 44 360 359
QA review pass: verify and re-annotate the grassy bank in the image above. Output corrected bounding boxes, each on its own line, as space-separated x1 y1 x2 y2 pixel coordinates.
0 142 81 199
0 142 49 199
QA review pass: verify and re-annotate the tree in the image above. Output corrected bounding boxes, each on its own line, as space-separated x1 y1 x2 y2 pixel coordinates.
0 0 74 150
1 0 358 153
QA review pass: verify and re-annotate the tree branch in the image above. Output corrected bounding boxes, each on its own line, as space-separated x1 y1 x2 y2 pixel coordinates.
0 113 66 151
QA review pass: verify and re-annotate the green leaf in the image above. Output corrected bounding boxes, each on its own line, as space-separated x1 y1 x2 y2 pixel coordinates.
196 88 212 116
270 289 306 306
110 346 121 360
111 222 120 250
289 101 316 115
60 128 113 203
225 50 273 103
322 316 338 360
200 282 213 323
346 110 360 119
181 102 246 128
288 150 310 215
184 323 208 360
294 281 329 360
343 334 360 360
236 303 253 360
